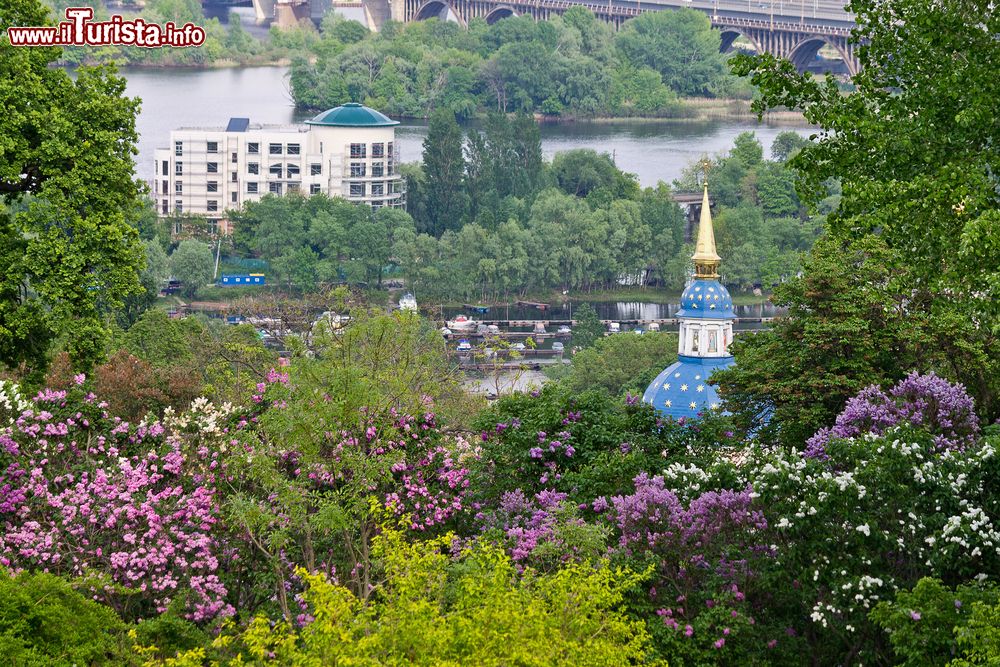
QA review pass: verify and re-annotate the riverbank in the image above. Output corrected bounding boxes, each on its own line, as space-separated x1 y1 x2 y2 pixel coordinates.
424 287 770 310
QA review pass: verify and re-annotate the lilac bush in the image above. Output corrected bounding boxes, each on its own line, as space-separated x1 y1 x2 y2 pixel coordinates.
0 382 233 622
475 488 608 571
805 371 979 458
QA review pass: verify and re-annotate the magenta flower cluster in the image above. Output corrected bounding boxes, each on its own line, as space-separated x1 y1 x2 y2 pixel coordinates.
805 371 979 458
0 384 232 622
478 488 589 566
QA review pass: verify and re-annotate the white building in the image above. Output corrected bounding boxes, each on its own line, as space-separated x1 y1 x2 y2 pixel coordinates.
152 103 406 232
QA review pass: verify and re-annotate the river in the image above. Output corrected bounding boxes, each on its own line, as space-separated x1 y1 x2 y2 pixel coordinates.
121 66 816 187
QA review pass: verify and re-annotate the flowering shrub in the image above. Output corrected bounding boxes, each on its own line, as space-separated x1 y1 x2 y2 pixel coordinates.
805 372 980 458
0 381 233 622
470 384 729 505
656 426 1000 663
602 474 768 662
475 488 609 572
221 375 473 612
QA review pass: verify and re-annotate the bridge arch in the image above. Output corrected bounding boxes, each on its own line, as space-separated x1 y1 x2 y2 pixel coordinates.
484 5 517 24
787 35 852 74
412 0 467 26
718 28 762 55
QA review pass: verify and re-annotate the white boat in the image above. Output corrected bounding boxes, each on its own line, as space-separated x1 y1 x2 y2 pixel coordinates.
456 340 472 352
446 314 478 332
552 342 564 352
399 293 418 312
647 322 661 332
557 325 572 334
607 322 621 333
440 327 452 336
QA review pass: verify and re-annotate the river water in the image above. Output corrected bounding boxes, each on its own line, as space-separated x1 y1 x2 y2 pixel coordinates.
121 65 816 187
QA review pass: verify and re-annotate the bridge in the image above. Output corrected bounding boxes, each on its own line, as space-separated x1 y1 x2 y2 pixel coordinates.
366 0 858 73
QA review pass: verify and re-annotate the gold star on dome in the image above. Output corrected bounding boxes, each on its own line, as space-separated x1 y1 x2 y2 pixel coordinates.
680 384 688 391
710 402 719 409
697 385 704 392
665 400 672 407
663 383 671 390
689 401 697 409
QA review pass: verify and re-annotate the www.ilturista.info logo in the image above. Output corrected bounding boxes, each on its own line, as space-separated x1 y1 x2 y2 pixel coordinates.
6 8 206 48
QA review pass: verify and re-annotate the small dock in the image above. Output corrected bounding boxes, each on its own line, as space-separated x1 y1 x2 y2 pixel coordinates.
515 300 550 310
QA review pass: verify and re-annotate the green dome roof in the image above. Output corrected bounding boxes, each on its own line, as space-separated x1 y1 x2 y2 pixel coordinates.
305 103 399 127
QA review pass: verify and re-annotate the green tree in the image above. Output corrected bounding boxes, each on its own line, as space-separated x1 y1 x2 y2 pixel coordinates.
732 0 1000 421
770 130 809 162
560 331 678 395
1 0 146 373
713 235 934 446
169 239 214 298
616 9 726 96
420 108 468 236
572 302 605 349
0 571 133 666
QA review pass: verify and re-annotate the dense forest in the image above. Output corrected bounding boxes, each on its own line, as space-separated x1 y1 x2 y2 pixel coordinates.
288 8 753 117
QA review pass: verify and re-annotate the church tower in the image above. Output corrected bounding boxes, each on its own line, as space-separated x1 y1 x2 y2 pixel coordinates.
642 180 736 419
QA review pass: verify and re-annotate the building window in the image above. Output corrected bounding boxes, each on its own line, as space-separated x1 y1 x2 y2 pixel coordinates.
231 171 238 182
288 183 300 193
207 200 218 212
161 160 168 176
207 141 218 153
310 184 321 195
248 162 259 175
372 201 383 210
268 164 282 177
350 143 366 159
286 164 300 179
349 182 364 197
386 163 394 176
231 191 238 203
207 162 217 173
350 162 366 177
247 182 258 193
387 142 393 157
231 151 238 163
175 181 183 193
161 199 168 214
175 201 183 214
207 219 219 234
174 141 182 156
161 180 168 194
175 162 183 175
371 162 384 177
269 182 282 194
310 163 322 176
372 142 384 158
372 182 384 197
287 143 300 155
248 142 259 154
269 143 282 155
207 181 218 193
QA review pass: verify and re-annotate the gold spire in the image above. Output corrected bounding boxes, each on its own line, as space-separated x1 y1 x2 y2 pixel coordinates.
691 174 721 279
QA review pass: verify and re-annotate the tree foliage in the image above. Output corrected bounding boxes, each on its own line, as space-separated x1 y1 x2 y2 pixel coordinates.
0 0 145 372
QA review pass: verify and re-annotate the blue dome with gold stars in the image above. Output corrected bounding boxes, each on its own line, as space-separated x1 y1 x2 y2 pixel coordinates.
642 355 733 419
677 279 735 319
